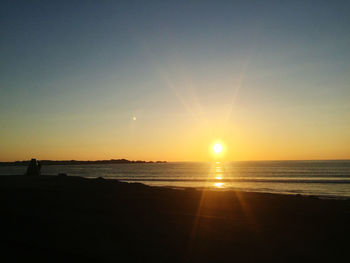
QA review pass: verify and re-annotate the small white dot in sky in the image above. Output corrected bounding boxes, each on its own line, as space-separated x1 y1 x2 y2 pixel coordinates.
132 116 136 121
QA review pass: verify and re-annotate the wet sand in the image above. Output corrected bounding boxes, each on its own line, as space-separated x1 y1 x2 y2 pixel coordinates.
1 175 349 262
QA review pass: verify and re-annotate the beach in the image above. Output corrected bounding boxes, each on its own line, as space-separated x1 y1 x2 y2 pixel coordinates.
1 175 349 262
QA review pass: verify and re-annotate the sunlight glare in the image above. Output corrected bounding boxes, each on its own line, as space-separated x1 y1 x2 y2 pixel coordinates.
214 182 224 188
213 143 223 154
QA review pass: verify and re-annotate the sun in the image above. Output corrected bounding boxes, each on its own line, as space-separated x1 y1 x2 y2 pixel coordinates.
213 143 223 154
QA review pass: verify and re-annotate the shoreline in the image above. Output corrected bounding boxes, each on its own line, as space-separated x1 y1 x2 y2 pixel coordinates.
1 160 348 201
2 174 350 200
120 181 350 200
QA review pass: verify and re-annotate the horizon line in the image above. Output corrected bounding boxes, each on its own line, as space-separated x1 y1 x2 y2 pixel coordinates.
1 158 349 163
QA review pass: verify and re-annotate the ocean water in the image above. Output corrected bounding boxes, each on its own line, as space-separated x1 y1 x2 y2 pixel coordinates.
1 160 350 199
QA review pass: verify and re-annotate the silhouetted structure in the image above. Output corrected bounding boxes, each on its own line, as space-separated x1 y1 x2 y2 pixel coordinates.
25 158 41 176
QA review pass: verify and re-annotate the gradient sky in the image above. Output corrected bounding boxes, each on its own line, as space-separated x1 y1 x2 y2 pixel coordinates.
1 0 349 161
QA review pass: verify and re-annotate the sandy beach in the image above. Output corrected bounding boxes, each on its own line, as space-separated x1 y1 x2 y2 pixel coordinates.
1 175 349 262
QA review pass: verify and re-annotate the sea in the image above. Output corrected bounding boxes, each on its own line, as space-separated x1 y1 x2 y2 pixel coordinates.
1 160 350 199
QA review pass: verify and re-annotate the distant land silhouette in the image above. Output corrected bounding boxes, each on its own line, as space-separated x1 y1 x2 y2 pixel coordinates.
0 159 167 166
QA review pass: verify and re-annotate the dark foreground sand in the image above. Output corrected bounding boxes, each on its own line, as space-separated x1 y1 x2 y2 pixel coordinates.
1 175 349 262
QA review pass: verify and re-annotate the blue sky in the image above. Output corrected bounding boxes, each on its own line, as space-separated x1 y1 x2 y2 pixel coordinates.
1 0 349 161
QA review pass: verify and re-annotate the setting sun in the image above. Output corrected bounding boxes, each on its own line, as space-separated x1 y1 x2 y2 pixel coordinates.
213 143 223 154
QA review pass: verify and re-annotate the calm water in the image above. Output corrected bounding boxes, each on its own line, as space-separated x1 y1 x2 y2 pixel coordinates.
1 160 350 198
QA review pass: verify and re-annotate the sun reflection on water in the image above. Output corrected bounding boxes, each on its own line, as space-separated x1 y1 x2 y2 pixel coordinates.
212 161 225 188
214 182 224 188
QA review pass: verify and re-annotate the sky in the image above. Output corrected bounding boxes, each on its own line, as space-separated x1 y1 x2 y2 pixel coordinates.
1 0 349 162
